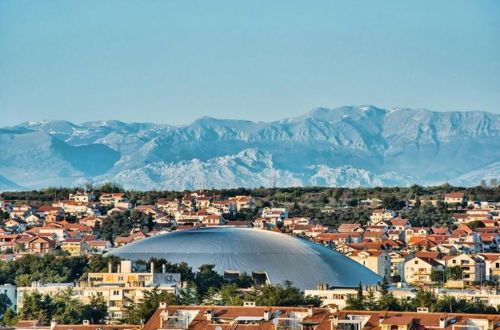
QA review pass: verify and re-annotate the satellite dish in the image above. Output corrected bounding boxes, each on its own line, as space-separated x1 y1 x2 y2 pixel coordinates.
215 326 222 330
273 318 279 326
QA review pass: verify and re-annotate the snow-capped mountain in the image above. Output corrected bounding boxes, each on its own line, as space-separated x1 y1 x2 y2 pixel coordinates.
1 106 499 190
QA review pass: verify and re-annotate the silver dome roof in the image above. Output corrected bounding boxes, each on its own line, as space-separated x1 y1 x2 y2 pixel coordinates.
106 227 381 289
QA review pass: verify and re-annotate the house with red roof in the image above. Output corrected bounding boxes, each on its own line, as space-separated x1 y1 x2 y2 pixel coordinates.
388 218 411 231
3 218 27 232
87 240 112 253
444 192 465 205
337 223 363 233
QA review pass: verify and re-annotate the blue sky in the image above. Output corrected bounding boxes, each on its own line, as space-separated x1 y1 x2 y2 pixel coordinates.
1 0 499 126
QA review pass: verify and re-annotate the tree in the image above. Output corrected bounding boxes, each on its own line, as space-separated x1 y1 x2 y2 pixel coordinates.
247 282 320 307
0 293 12 317
19 291 54 325
231 272 253 288
2 307 17 326
447 266 463 281
379 278 389 296
194 264 224 297
466 220 485 230
377 293 403 311
123 286 176 324
81 296 108 324
219 283 243 306
179 282 199 305
52 288 84 324
430 268 445 283
382 196 405 210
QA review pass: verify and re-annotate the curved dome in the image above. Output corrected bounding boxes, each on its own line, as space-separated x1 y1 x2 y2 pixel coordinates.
107 227 381 289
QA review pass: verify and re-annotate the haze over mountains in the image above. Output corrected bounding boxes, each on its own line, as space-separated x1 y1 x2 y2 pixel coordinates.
1 106 499 191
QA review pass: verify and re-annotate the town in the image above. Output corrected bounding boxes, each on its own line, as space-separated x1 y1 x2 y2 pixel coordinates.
0 184 499 329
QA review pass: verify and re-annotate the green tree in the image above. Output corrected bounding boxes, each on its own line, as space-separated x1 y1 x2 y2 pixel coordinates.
446 266 463 281
379 278 389 296
219 283 243 306
382 196 405 210
345 282 366 310
194 264 224 297
2 307 17 326
247 281 320 307
0 293 12 318
19 291 54 325
430 268 445 283
52 288 83 324
81 296 108 324
179 282 199 305
466 220 485 230
123 286 176 324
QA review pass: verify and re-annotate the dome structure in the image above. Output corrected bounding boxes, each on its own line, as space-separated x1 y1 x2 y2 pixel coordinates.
106 227 381 290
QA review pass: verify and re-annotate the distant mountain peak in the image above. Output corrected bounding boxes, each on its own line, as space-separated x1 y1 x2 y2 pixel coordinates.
0 106 498 190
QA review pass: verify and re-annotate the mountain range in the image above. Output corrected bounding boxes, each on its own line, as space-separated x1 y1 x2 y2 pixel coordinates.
0 106 499 191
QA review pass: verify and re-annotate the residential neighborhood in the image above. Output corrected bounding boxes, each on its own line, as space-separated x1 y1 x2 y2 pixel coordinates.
0 186 499 326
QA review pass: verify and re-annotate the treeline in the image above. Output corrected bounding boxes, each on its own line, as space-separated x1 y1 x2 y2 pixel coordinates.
347 280 498 314
2 183 499 207
2 289 107 326
0 254 119 286
100 210 154 241
0 255 321 326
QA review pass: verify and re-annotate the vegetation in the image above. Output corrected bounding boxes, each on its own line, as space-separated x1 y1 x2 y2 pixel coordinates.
0 254 120 286
0 293 12 323
3 184 499 211
346 285 497 314
430 266 464 283
101 210 153 241
11 288 107 325
246 281 322 307
123 286 176 324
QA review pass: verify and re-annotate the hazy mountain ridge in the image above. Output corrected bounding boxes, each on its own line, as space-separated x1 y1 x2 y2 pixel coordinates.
1 106 499 190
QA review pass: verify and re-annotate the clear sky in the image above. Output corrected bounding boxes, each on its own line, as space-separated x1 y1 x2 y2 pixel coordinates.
1 0 499 126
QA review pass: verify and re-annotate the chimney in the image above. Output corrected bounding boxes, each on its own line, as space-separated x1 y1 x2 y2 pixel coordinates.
83 320 90 325
151 261 155 275
108 261 113 273
328 304 339 314
331 315 339 326
307 305 314 316
121 260 132 273
263 310 271 321
159 310 169 329
439 316 447 328
205 309 214 321
50 321 58 330
162 263 166 274
159 302 168 309
117 264 121 273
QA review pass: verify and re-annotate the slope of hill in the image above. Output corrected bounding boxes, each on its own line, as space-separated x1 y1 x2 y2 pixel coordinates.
1 106 498 190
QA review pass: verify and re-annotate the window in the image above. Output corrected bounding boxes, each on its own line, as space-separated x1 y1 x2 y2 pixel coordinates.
113 290 120 295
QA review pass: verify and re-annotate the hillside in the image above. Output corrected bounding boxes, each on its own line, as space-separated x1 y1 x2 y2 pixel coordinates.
1 106 499 190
